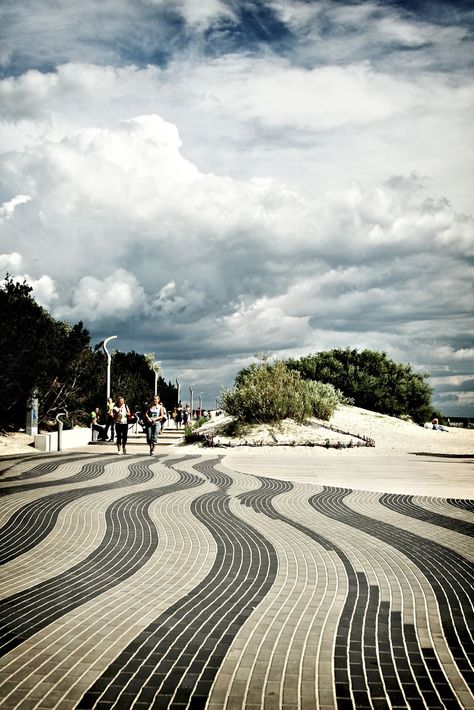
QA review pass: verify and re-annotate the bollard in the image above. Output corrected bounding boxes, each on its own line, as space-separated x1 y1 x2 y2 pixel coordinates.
56 412 68 452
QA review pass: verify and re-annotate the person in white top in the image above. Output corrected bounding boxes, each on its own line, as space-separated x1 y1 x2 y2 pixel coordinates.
113 396 131 454
144 395 167 455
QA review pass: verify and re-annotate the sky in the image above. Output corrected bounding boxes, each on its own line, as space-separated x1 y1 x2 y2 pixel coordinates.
0 0 473 414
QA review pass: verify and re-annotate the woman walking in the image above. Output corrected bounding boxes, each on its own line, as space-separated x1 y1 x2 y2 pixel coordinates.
144 395 166 455
105 397 115 442
113 396 130 454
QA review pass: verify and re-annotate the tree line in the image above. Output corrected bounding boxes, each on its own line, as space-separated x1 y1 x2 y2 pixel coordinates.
0 276 177 431
1 275 436 432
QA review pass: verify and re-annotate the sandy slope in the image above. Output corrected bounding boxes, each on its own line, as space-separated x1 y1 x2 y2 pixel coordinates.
328 406 474 455
0 432 38 456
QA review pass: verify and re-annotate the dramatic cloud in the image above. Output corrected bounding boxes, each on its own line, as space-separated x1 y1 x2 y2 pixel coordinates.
0 0 472 412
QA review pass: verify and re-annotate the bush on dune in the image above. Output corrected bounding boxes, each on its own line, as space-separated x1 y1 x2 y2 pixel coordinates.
303 380 347 421
220 358 345 424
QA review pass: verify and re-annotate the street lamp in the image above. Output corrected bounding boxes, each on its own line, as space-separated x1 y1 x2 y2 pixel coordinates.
199 392 203 415
189 386 193 418
153 361 162 396
103 335 117 402
176 378 180 404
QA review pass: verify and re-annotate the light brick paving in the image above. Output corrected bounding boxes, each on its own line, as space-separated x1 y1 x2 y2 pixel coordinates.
0 440 473 709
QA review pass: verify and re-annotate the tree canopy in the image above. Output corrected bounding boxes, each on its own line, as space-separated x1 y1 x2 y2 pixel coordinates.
287 348 433 423
0 276 177 431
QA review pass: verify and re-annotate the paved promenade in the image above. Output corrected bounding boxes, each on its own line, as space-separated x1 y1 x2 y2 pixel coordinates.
0 430 473 709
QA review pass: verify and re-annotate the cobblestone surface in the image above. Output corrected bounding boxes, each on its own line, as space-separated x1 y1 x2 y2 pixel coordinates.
0 440 473 709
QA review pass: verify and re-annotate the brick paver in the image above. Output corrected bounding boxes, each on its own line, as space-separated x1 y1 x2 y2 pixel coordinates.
0 437 473 709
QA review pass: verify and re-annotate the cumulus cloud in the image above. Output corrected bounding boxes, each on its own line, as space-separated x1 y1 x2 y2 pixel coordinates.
0 259 59 308
177 56 420 131
0 251 22 271
1 54 472 214
19 273 58 308
1 110 472 387
56 269 147 323
0 2 472 412
0 195 31 218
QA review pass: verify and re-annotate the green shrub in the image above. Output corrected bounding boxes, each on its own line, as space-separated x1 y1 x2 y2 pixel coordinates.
303 380 346 420
184 416 208 443
184 423 198 442
220 359 344 424
287 348 433 423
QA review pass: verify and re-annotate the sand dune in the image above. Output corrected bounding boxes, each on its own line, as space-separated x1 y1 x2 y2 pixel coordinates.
192 405 474 456
328 406 473 456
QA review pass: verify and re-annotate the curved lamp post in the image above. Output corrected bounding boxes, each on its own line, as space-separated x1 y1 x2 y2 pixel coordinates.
103 335 117 402
176 378 180 404
56 411 68 452
189 386 194 418
153 361 162 396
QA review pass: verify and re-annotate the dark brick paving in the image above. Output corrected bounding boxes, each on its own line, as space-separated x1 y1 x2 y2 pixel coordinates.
0 451 472 709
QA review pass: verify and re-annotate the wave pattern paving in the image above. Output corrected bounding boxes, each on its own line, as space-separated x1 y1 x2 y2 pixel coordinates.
0 452 472 709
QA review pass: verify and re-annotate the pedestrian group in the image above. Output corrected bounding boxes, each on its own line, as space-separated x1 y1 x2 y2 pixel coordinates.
90 395 199 455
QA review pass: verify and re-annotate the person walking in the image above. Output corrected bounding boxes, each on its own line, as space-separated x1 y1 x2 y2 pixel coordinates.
144 395 166 455
183 402 191 426
90 407 108 441
175 401 183 429
113 396 131 454
105 397 115 442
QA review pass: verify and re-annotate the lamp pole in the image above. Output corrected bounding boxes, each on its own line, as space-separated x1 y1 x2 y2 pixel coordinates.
103 336 117 403
153 361 162 396
176 378 180 404
189 386 193 419
199 392 203 416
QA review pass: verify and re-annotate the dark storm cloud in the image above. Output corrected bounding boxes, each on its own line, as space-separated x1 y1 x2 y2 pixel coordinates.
2 0 472 78
435 379 474 394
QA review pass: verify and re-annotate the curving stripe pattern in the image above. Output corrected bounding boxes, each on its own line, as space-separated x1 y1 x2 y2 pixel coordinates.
310 487 474 695
0 453 103 485
0 457 155 564
77 458 278 709
0 452 472 709
0 463 203 657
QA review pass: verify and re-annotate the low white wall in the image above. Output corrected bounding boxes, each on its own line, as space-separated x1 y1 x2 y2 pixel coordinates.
34 427 92 452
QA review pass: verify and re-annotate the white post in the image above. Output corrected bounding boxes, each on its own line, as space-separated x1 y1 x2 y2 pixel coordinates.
153 361 161 396
103 336 117 402
56 412 67 452
189 386 193 419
